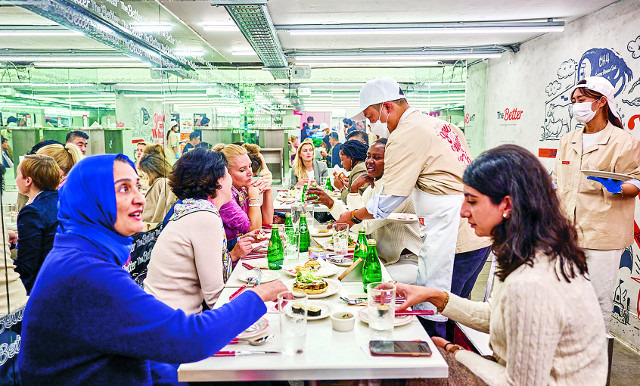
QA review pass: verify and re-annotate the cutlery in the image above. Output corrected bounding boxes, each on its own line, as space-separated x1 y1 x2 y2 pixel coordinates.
395 310 435 316
228 285 247 301
229 335 274 346
213 350 280 357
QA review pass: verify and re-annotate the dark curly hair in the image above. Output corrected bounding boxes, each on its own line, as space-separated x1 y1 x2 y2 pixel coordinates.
463 145 587 282
169 148 228 200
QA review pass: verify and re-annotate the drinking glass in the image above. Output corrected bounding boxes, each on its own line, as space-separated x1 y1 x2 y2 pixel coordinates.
367 282 396 339
278 291 307 355
333 223 349 256
320 177 328 190
283 225 299 265
305 206 316 229
2 203 18 232
290 203 302 226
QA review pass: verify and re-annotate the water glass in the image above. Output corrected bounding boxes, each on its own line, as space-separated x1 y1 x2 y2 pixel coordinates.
291 203 302 226
333 223 349 256
278 291 307 355
305 206 316 229
283 225 299 264
2 203 18 232
367 282 396 339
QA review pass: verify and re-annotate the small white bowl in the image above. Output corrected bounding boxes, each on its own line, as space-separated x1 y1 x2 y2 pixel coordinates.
331 311 356 332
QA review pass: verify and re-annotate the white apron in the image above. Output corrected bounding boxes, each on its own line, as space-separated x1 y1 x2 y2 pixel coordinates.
411 188 462 322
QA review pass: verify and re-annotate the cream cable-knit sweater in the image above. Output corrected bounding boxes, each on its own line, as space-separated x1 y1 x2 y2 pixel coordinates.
443 254 607 385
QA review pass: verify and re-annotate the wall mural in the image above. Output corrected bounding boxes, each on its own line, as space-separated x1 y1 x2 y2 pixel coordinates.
539 34 640 350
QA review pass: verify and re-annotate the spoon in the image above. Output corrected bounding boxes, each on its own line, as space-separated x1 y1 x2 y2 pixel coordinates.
230 334 274 346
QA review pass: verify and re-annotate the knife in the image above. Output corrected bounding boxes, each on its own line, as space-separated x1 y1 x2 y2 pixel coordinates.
213 350 280 357
395 310 435 316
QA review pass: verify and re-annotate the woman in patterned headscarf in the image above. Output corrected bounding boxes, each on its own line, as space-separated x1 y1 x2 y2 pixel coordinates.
144 149 234 314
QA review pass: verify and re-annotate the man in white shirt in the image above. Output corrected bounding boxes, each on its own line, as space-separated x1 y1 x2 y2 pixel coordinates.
336 78 490 338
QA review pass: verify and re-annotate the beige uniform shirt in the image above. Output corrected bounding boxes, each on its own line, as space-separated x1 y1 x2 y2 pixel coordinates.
381 110 490 253
553 123 640 249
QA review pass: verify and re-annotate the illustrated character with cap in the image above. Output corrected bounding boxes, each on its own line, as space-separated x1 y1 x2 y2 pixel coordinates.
336 78 491 338
553 76 640 332
165 120 180 165
301 116 320 142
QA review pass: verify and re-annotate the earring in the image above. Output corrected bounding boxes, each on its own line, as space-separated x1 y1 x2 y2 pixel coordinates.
503 213 508 218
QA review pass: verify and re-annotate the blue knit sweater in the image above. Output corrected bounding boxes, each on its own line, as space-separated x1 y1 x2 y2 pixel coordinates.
19 233 266 385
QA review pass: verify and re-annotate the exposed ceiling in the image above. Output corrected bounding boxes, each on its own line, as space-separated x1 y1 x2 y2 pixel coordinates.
0 0 621 115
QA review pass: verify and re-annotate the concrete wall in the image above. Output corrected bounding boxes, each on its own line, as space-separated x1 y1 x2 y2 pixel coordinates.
467 0 640 350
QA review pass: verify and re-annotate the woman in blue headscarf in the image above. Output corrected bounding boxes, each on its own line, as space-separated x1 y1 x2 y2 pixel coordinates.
18 154 286 385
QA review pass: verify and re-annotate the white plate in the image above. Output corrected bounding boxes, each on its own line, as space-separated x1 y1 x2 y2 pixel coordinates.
310 227 334 237
237 269 280 283
305 301 332 320
285 278 342 299
580 169 632 181
237 317 269 339
387 213 419 223
283 262 340 278
358 308 413 327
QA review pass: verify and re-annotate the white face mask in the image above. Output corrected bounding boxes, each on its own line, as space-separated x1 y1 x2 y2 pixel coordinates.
573 98 600 124
370 103 390 138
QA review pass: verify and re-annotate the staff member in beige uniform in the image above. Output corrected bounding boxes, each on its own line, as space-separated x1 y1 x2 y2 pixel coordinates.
337 78 490 338
164 120 180 165
553 76 640 331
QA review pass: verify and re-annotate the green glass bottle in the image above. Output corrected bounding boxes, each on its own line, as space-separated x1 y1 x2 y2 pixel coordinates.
362 239 382 293
284 213 294 238
300 183 307 203
325 176 333 191
307 182 317 200
267 225 284 270
353 228 368 262
298 214 311 253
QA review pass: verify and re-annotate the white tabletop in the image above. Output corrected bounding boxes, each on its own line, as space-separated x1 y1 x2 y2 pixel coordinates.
226 256 393 288
178 283 448 382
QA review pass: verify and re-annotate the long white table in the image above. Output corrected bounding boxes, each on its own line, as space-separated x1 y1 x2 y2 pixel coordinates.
178 267 448 382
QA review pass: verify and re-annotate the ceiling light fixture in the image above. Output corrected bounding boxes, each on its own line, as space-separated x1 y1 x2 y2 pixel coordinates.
231 50 256 56
295 54 501 61
287 26 564 35
0 30 82 36
174 50 205 57
281 20 565 35
132 24 173 33
201 24 240 32
298 61 443 67
33 62 152 68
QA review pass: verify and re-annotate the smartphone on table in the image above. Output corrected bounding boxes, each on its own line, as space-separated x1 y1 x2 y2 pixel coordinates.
369 340 432 357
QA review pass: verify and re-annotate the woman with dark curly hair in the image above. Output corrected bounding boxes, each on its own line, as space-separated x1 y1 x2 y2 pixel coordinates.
144 149 235 314
334 139 369 202
394 145 606 385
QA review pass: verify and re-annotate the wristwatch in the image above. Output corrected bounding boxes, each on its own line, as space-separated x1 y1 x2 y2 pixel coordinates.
350 210 362 224
448 344 464 354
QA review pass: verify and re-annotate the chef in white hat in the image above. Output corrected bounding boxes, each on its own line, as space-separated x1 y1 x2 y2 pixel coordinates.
337 78 490 338
553 76 640 331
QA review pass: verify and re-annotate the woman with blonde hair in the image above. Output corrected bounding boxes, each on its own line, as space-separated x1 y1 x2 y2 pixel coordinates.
242 143 272 184
138 144 177 224
289 138 328 188
214 143 273 241
36 143 83 188
15 154 61 293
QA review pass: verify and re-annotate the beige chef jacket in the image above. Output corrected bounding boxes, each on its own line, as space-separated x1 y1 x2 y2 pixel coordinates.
381 110 490 253
553 122 640 249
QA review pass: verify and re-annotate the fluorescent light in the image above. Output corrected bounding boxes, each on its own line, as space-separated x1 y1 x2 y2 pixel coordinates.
231 50 256 56
296 54 500 61
287 26 564 35
33 62 151 68
0 56 140 62
0 30 82 36
174 50 205 57
202 24 239 32
299 61 442 67
132 24 173 33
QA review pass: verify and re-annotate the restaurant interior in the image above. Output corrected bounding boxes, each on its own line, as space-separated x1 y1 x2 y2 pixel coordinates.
1 0 639 384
